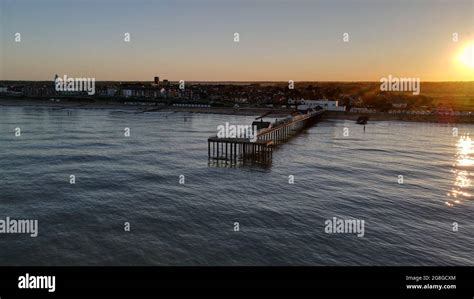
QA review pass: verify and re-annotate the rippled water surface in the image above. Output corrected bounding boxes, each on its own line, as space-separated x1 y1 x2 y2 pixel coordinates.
1 105 473 265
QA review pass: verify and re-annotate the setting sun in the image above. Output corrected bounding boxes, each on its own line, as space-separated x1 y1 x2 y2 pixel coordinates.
459 42 474 69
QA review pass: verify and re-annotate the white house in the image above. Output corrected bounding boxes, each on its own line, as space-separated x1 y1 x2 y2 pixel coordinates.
298 99 346 111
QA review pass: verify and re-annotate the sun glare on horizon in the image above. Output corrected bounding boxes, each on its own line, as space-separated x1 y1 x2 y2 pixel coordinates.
458 42 474 69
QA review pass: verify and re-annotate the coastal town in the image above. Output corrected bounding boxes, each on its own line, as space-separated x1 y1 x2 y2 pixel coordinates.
0 77 472 121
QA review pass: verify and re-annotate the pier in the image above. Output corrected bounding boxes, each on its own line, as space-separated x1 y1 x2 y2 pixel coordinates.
208 110 324 165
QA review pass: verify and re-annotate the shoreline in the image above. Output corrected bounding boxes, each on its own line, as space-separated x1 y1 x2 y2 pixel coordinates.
0 98 292 116
1 98 473 123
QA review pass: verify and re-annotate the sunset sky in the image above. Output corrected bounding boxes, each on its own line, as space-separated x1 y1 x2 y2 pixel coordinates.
0 0 473 81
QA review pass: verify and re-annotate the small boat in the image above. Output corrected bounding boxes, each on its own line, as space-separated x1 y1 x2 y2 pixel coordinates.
356 116 368 125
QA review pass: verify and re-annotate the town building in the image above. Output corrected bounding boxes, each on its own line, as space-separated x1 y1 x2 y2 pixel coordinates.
297 99 346 111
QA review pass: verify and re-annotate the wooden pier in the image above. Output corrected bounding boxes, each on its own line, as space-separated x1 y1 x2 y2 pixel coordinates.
208 137 273 165
208 110 324 165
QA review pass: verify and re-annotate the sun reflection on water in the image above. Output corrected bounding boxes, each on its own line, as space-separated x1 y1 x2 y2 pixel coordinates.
446 134 473 206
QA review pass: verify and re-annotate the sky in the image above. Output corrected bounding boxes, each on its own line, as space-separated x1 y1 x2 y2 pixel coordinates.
0 0 473 81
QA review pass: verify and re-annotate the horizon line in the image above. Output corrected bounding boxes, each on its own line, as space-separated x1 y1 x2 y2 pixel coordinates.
0 80 473 83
